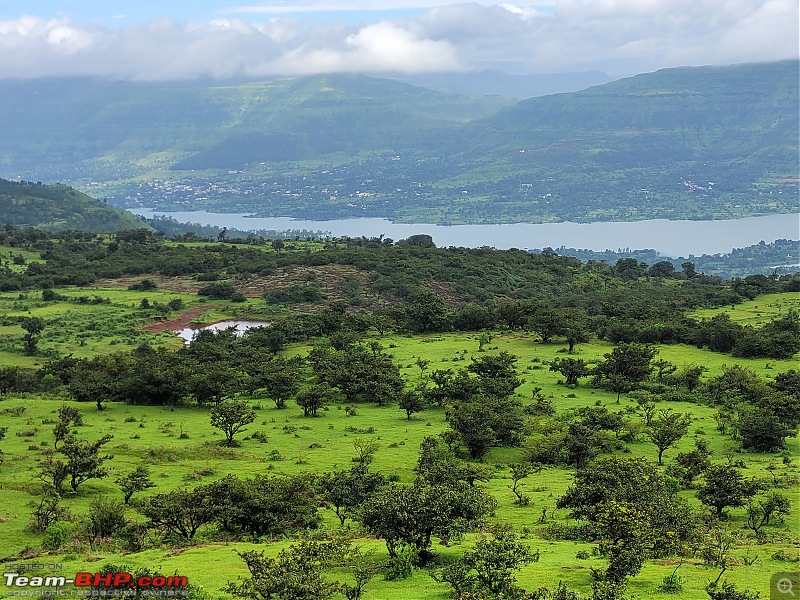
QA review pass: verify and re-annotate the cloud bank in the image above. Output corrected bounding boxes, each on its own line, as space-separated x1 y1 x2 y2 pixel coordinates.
0 0 796 79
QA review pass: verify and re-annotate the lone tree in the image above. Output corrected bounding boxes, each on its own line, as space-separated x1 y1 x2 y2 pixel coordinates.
61 434 114 493
116 465 156 504
398 390 425 420
549 357 589 387
593 342 658 400
648 409 692 464
697 464 759 518
210 399 256 447
296 383 335 417
21 316 45 356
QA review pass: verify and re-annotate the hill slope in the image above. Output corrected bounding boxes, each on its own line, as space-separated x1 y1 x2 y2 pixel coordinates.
0 74 509 175
0 179 149 232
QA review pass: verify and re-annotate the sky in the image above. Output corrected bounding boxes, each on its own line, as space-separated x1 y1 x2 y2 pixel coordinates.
0 0 797 80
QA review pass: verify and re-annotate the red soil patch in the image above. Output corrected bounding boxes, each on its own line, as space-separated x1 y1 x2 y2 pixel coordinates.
143 305 217 332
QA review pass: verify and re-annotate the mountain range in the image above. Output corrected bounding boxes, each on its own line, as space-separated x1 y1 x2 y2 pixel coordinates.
0 60 796 224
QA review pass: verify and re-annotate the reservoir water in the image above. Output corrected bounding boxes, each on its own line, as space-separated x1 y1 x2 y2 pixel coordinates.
176 320 270 344
131 209 799 258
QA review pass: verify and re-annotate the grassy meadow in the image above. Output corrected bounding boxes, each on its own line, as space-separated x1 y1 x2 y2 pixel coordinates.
0 291 798 599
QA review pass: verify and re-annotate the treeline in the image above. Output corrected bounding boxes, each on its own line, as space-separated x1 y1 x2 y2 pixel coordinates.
1 225 798 360
146 215 327 242
532 238 800 279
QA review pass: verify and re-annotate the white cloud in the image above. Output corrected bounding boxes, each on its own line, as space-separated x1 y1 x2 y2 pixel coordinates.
0 0 796 80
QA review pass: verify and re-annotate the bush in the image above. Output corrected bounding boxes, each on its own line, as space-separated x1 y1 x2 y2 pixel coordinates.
197 282 239 300
87 497 127 542
128 279 157 291
264 284 325 304
42 521 72 551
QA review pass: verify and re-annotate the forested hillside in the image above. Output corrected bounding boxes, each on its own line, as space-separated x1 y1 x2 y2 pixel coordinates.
0 179 150 232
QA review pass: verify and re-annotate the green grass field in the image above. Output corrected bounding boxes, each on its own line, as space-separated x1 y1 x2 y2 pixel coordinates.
0 320 798 599
690 292 800 326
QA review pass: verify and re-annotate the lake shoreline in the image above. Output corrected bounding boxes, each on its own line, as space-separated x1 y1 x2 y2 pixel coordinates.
131 209 799 258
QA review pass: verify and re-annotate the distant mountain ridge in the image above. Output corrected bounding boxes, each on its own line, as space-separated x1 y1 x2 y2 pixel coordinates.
390 69 614 99
0 61 796 223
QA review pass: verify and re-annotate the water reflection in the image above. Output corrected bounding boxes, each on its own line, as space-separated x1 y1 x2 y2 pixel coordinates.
176 320 271 344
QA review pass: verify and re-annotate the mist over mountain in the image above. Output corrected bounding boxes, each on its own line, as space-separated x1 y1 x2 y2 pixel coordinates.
389 69 614 99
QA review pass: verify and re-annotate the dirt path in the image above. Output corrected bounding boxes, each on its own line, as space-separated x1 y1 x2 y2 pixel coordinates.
143 305 217 332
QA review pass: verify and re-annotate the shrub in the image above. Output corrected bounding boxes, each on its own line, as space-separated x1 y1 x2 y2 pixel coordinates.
42 521 72 551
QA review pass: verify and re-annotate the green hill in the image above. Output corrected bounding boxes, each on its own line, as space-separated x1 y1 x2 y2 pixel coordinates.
0 74 508 175
0 178 150 232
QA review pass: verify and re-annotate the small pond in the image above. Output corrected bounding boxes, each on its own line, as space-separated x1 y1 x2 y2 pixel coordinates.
176 320 271 344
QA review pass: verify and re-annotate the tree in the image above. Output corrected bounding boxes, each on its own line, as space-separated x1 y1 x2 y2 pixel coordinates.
319 466 387 526
398 390 425 420
87 496 127 544
189 364 249 407
746 491 791 536
738 407 792 452
435 527 534 598
37 450 68 492
593 343 658 400
560 308 590 353
415 436 492 488
676 363 707 392
564 423 598 469
352 437 380 470
558 457 697 582
310 343 404 406
549 357 589 387
139 487 215 541
670 439 712 487
466 352 522 400
508 462 533 505
697 465 759 518
210 399 256 447
226 537 350 600
251 356 302 409
21 316 45 355
208 474 320 537
61 434 113 492
649 260 676 278
652 359 677 384
594 500 651 582
295 383 334 417
116 466 156 504
446 399 498 459
528 308 564 344
405 291 448 333
359 480 496 564
53 405 83 449
648 409 691 464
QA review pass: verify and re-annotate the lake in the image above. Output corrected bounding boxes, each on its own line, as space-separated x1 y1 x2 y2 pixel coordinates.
176 320 270 344
131 209 799 258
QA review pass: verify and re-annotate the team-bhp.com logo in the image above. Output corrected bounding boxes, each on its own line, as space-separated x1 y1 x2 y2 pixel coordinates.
4 572 188 596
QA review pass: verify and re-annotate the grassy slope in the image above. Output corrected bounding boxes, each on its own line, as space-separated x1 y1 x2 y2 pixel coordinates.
0 180 150 232
0 319 798 598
